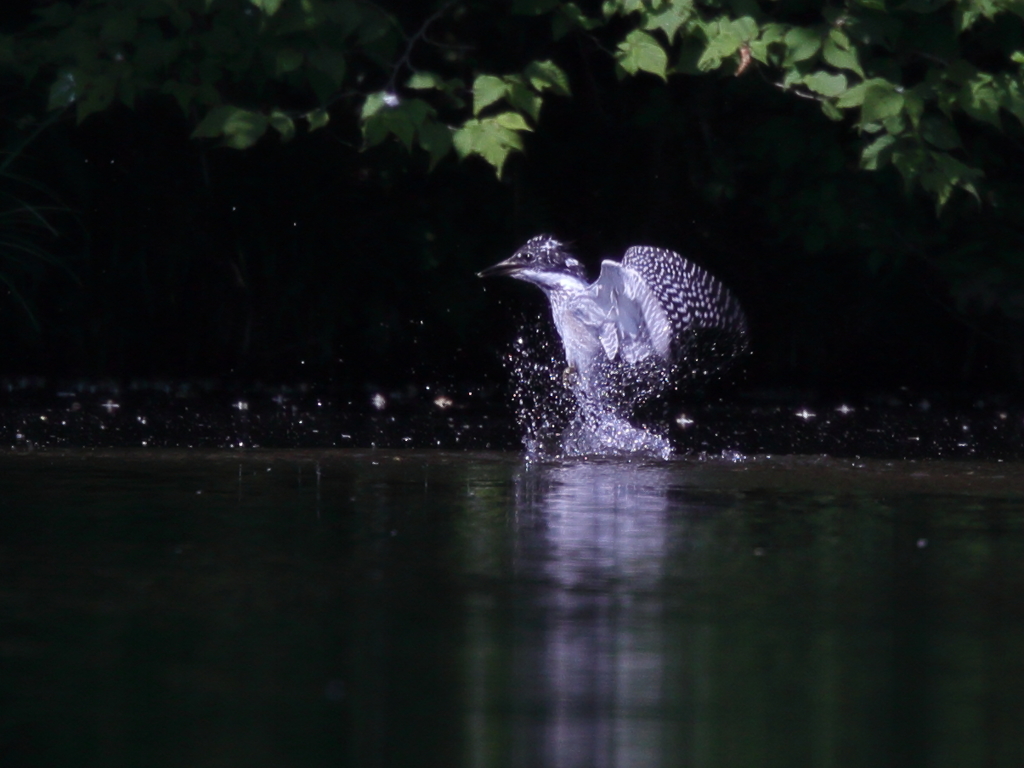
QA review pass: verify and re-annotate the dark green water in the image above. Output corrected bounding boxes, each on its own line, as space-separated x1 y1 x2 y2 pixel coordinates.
1 450 1023 767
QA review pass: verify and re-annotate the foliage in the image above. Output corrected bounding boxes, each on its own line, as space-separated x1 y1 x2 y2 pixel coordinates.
1 0 1024 377
0 111 77 331
3 0 1023 199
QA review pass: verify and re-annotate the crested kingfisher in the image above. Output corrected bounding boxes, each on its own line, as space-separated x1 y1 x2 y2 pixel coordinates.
479 235 747 399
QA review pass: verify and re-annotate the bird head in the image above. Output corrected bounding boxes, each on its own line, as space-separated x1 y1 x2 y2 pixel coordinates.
478 235 588 293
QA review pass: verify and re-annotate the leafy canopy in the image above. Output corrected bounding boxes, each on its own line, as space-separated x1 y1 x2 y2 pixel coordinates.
3 0 1024 198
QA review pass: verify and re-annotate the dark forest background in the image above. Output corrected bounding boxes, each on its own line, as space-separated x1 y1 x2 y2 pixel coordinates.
1 0 1023 402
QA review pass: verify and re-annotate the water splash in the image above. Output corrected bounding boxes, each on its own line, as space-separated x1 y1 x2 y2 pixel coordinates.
506 324 575 458
506 321 675 460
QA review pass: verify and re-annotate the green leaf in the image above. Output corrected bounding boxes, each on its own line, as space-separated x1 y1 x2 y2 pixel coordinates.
362 99 435 152
473 75 508 115
699 20 742 71
223 109 269 149
643 0 693 41
860 82 904 124
952 0 992 31
555 3 601 39
388 112 415 151
494 111 533 131
1001 78 1024 126
191 106 270 149
616 29 668 79
453 118 525 178
362 113 395 149
306 108 330 131
820 100 844 120
524 60 571 96
749 23 787 65
613 0 647 13
784 26 822 64
958 79 1001 127
729 16 759 41
803 71 848 97
882 113 906 134
192 105 237 139
402 98 433 127
507 79 543 121
406 71 445 90
748 40 770 65
269 111 295 142
76 75 116 124
903 85 926 127
759 23 787 44
861 133 896 170
836 81 869 108
822 37 865 76
417 120 453 170
921 152 982 207
828 28 852 50
249 0 284 16
361 91 388 120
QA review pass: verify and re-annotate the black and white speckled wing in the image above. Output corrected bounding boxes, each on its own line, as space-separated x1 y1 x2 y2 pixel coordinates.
621 246 748 370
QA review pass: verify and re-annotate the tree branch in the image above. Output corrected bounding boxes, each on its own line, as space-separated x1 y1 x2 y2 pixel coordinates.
386 0 460 93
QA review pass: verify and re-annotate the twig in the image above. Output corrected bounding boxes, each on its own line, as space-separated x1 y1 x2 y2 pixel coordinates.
774 81 827 103
386 0 460 93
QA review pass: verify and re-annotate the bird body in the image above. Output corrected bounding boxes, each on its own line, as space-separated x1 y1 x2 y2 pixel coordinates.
481 235 746 383
480 235 747 456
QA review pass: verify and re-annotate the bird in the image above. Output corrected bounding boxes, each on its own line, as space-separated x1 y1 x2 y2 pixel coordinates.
479 234 748 399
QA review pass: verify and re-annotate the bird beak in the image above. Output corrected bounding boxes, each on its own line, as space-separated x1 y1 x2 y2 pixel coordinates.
477 258 522 278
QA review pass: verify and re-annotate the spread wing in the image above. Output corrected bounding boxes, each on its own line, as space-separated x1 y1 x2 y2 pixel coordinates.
564 245 747 376
580 259 674 364
621 245 748 372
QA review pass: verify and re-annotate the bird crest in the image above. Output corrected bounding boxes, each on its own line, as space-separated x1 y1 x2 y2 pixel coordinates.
523 234 565 254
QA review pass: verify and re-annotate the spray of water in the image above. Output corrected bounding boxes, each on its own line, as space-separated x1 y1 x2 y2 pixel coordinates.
505 321 676 460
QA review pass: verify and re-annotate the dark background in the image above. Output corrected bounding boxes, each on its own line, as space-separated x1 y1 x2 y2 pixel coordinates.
2 4 1022 404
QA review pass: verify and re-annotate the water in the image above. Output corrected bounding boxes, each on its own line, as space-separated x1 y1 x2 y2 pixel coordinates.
506 326 679 459
1 449 1023 767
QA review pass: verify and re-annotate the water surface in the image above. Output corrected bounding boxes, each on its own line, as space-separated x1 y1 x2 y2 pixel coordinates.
1 450 1022 767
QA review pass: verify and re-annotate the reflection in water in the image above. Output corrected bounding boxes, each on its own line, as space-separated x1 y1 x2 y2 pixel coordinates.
2 453 1024 767
461 457 1024 768
512 461 675 589
467 461 685 768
